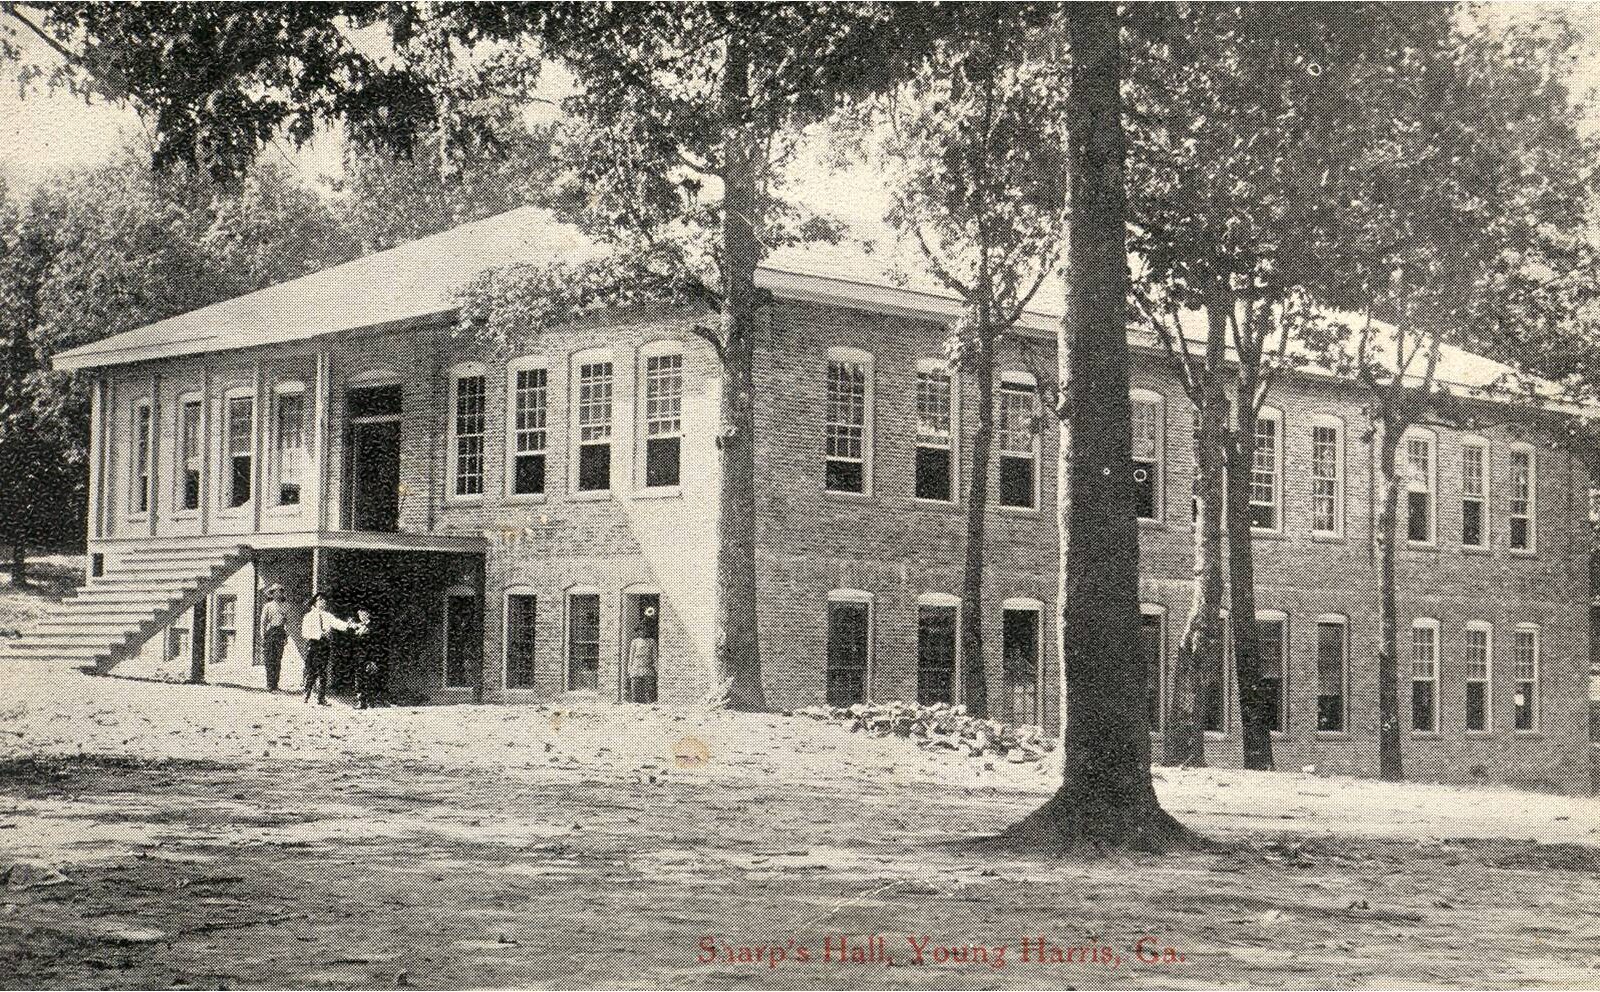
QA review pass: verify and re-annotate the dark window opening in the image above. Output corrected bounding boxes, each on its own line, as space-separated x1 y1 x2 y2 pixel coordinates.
1462 500 1483 547
578 444 611 491
348 384 402 419
1258 619 1286 733
1002 609 1040 726
916 446 952 502
1510 517 1529 550
646 437 681 488
229 456 252 508
999 456 1035 509
514 453 546 496
1412 681 1436 732
826 459 863 494
1407 491 1431 542
1316 622 1345 732
567 594 601 691
827 600 868 707
916 605 957 706
1141 612 1163 732
1466 682 1487 732
506 594 537 690
1133 459 1158 520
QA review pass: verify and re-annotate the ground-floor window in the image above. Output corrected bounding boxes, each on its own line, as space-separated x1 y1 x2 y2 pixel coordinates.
1411 619 1439 733
567 592 601 691
1513 625 1538 731
505 593 537 690
827 595 870 707
167 608 192 662
1141 608 1164 732
916 601 957 706
1257 614 1287 734
1465 623 1492 732
1001 606 1040 726
213 595 238 664
1316 617 1347 732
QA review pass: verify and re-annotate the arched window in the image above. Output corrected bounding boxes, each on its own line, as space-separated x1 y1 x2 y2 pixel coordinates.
1140 604 1166 733
503 585 538 690
1001 597 1044 726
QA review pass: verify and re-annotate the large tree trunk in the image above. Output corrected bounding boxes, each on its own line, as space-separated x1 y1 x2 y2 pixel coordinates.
960 337 995 717
1162 306 1229 767
1375 421 1404 780
710 34 765 710
1004 2 1188 852
1227 378 1275 771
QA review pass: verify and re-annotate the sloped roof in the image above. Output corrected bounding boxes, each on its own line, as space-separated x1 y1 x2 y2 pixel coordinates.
53 207 1587 414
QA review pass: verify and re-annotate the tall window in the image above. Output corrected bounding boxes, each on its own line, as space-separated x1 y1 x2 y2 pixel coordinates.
576 359 614 492
273 388 307 506
1510 446 1535 551
506 593 537 690
213 595 238 663
1249 410 1281 529
1001 605 1040 726
567 592 601 691
1131 392 1163 521
1461 440 1487 547
177 397 202 512
916 598 958 705
1513 625 1538 730
224 393 254 508
1411 619 1439 733
1405 431 1436 544
824 351 869 493
998 376 1039 509
915 363 955 501
511 366 548 496
1311 417 1343 535
1316 617 1347 732
643 351 684 488
1141 608 1164 732
131 399 153 514
451 371 486 497
1257 615 1287 733
1465 622 1492 732
826 593 870 706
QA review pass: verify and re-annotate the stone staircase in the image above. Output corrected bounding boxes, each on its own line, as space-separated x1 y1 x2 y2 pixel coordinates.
0 543 252 672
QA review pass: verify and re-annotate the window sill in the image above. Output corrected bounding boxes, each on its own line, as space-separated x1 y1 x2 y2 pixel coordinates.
1203 730 1227 740
633 486 683 501
1310 532 1346 544
1461 544 1493 555
502 492 549 505
1251 528 1289 541
1315 730 1351 740
444 495 485 506
1406 541 1440 551
823 488 874 502
171 511 199 521
911 496 961 511
999 504 1042 517
1464 730 1494 738
1509 548 1537 558
1410 731 1441 739
265 505 305 516
1514 729 1544 737
568 489 613 502
216 508 251 519
1137 517 1166 531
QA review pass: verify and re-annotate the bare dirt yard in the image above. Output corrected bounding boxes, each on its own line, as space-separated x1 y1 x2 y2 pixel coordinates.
0 662 1598 990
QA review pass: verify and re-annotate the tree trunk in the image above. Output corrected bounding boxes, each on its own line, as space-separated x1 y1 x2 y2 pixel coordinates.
1004 2 1189 852
1375 422 1404 780
710 34 765 710
9 545 25 588
1227 378 1275 771
960 338 995 717
1162 306 1229 767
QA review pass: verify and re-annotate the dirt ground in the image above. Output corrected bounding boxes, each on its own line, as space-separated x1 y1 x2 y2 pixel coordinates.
0 665 1598 990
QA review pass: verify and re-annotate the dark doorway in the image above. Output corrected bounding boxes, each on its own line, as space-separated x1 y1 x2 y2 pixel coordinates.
188 597 209 684
444 591 480 690
350 419 401 532
621 592 661 702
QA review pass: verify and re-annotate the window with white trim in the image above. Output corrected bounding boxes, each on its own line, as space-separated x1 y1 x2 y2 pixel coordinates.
567 590 601 691
1311 417 1343 535
1001 602 1042 727
827 590 872 707
176 396 202 512
131 398 153 515
1249 409 1282 530
1141 606 1165 733
1513 625 1538 730
998 375 1039 509
450 369 487 498
510 364 548 496
1131 391 1163 521
1316 615 1347 732
915 362 955 502
576 357 614 492
213 594 238 663
223 392 254 509
1405 430 1436 544
272 384 307 506
916 594 958 705
1411 619 1439 733
1257 613 1288 733
1510 445 1535 551
643 350 684 488
825 350 870 493
505 592 537 689
1461 439 1487 547
1465 622 1492 732
167 606 192 662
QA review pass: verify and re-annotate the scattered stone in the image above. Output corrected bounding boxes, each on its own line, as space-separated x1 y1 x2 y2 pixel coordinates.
788 701 1057 761
4 862 68 890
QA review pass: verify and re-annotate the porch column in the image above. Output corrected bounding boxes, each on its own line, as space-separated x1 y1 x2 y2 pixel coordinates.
147 373 160 537
86 375 103 544
314 348 330 533
251 360 266 532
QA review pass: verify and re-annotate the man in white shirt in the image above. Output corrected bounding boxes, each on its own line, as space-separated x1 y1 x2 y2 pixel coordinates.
627 619 658 704
301 591 361 705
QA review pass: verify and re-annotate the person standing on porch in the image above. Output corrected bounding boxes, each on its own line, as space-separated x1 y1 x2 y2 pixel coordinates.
627 620 658 704
301 591 359 705
259 583 288 692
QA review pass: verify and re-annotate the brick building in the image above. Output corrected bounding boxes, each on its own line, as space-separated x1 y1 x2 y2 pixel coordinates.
22 207 1593 792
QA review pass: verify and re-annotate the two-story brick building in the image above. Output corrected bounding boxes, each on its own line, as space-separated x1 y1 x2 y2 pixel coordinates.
18 207 1592 792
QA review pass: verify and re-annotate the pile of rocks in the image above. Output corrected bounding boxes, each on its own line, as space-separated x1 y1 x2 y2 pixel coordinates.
788 701 1057 763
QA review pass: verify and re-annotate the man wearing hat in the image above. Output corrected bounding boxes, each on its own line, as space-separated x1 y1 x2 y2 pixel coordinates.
258 582 289 692
300 591 363 705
